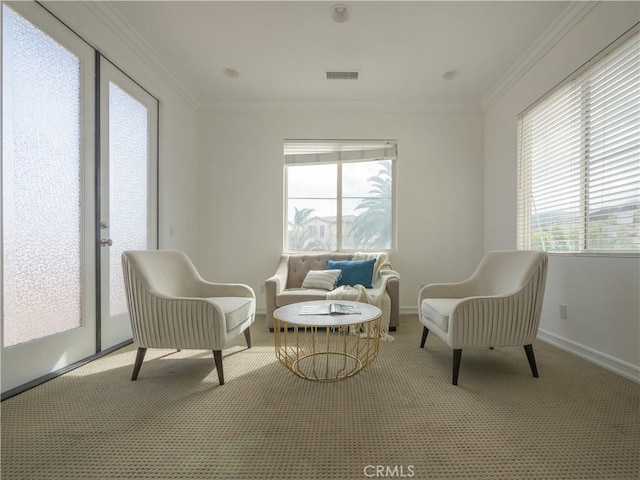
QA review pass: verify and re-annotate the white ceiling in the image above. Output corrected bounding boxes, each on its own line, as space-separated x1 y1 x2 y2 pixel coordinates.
97 1 573 108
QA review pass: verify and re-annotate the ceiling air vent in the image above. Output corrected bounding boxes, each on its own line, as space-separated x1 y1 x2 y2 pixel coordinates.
326 71 359 80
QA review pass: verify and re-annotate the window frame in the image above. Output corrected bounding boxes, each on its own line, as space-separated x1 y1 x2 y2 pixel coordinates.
283 140 398 253
516 26 640 256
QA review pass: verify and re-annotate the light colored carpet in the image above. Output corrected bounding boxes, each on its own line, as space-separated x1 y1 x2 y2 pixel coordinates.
2 314 638 480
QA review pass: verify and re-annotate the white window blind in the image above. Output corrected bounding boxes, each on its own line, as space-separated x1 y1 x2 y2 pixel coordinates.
517 29 640 253
284 140 397 164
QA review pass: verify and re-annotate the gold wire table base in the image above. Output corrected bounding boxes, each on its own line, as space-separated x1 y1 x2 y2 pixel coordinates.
273 301 382 382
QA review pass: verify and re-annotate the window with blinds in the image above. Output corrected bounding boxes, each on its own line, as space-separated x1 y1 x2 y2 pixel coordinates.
517 28 639 253
284 140 397 252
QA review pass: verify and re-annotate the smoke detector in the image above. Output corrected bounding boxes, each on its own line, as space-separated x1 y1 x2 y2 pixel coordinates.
330 4 351 23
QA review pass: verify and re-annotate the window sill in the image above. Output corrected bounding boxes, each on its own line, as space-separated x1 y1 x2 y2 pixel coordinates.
547 251 640 259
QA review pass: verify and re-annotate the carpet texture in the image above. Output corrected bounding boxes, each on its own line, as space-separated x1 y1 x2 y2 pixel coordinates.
2 314 638 479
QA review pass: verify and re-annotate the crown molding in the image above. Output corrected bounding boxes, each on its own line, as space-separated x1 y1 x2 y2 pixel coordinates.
481 1 599 111
81 1 201 110
199 99 483 114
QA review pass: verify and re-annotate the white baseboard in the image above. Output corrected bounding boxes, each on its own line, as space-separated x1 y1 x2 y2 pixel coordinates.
400 306 417 315
537 328 640 383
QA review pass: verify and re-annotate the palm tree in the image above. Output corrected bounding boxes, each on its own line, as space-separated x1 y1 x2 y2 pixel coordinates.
350 162 392 249
288 207 324 251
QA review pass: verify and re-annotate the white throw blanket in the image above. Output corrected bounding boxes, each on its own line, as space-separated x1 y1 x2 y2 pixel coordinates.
327 252 399 341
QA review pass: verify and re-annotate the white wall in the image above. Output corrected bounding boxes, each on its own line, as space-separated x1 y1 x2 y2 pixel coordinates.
43 1 200 258
484 2 640 380
197 108 484 316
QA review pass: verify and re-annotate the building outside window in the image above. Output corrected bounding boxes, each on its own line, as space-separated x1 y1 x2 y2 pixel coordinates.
517 28 639 254
284 140 397 252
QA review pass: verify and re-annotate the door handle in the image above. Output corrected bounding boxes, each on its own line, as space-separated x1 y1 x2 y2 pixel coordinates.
100 238 113 247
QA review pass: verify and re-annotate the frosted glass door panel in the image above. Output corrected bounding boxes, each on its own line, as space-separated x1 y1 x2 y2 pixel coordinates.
109 83 149 317
3 4 82 346
1 1 96 394
100 58 158 349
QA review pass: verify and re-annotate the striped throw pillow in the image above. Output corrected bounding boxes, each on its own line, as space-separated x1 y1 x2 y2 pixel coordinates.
301 269 342 291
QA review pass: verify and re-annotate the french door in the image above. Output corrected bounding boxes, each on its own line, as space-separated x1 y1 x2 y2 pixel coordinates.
1 2 158 395
99 58 158 349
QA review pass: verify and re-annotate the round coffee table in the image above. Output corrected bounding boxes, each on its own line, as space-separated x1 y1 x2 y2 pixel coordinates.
273 300 382 381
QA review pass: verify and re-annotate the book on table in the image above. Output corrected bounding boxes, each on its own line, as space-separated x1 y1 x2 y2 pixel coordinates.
299 303 361 315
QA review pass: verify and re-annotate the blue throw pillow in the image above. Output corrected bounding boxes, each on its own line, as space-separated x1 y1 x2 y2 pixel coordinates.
326 259 376 288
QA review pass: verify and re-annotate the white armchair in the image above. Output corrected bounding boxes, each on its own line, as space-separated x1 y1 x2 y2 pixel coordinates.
122 250 256 385
418 250 548 385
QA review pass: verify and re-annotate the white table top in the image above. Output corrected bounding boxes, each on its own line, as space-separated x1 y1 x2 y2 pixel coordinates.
273 300 381 327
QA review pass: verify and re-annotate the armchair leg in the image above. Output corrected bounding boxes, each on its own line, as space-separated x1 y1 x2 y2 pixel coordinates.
131 347 147 381
213 350 224 385
452 349 462 385
244 327 252 349
524 344 539 378
420 326 429 348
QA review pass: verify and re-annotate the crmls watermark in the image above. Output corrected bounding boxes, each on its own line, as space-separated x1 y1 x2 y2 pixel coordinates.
363 465 415 478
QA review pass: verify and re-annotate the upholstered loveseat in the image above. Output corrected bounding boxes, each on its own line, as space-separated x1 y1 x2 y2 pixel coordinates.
264 253 399 331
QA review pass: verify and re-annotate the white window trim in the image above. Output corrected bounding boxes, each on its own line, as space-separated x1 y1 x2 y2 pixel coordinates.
284 139 398 253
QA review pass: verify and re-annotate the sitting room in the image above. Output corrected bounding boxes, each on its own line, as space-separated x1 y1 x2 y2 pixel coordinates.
1 1 638 479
